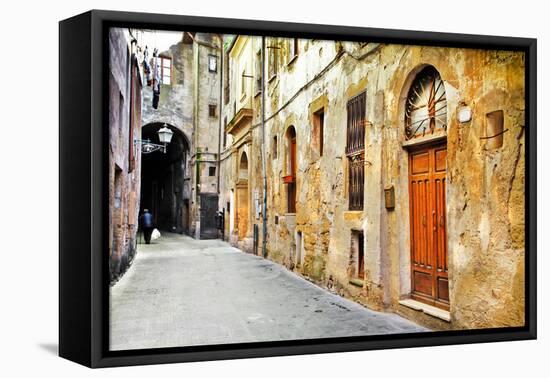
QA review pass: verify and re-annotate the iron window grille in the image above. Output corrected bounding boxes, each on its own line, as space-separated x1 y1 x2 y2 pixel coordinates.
405 66 447 140
346 92 366 211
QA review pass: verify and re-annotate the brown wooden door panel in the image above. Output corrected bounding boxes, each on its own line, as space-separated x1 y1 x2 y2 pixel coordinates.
435 177 447 272
435 148 447 172
409 143 449 309
290 138 297 175
411 151 430 174
437 277 449 302
412 178 430 268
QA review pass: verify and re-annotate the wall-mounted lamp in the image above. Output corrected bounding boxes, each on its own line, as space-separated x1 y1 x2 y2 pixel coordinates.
135 124 174 154
458 103 472 124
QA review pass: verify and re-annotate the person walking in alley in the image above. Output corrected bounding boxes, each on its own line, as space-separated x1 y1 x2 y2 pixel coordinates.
139 209 155 244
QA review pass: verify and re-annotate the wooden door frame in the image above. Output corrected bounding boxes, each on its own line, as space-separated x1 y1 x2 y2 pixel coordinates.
235 181 249 240
407 139 450 310
288 136 297 213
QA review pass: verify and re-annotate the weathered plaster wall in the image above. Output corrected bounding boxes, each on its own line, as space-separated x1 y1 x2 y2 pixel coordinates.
219 34 525 329
142 38 194 144
190 33 222 238
259 40 525 329
375 46 525 329
263 40 390 310
193 33 221 194
220 36 263 252
108 28 143 282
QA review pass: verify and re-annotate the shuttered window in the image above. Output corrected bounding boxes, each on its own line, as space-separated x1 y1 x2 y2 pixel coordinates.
346 92 366 211
160 56 171 85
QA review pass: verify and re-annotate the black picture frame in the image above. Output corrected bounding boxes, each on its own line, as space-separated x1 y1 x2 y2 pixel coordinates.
59 9 537 368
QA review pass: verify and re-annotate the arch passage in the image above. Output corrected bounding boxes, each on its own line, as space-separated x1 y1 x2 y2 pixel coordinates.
140 123 190 234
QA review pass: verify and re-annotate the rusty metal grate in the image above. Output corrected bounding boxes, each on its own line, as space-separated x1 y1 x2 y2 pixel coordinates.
346 92 366 211
346 92 366 155
348 154 365 211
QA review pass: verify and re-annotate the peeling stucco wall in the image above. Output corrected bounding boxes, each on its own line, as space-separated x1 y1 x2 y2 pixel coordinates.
221 36 525 330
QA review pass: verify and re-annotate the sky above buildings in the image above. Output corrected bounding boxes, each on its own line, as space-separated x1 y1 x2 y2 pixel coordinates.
138 29 183 54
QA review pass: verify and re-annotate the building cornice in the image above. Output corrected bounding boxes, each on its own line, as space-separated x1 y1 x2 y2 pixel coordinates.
226 107 253 135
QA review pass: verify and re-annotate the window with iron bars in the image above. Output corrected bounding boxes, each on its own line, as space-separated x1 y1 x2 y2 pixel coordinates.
346 92 366 211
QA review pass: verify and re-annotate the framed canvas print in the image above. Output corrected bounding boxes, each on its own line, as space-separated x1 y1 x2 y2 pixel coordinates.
59 10 536 368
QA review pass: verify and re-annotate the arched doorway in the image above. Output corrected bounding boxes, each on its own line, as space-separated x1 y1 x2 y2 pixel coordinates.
236 151 249 240
405 66 449 310
140 123 190 235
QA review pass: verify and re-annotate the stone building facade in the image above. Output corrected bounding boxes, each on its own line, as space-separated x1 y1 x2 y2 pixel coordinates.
220 36 525 330
140 32 222 239
219 35 264 253
109 29 223 283
108 28 143 282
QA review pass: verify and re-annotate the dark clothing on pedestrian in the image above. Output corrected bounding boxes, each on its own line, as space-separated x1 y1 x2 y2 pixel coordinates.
143 227 153 244
139 211 155 244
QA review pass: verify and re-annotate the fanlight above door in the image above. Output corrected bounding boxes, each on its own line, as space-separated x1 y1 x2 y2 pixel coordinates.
405 66 447 140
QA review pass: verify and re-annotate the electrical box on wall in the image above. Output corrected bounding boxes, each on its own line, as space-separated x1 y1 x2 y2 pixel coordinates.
384 186 395 210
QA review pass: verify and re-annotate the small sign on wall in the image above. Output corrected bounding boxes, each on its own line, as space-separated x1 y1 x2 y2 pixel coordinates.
384 186 395 210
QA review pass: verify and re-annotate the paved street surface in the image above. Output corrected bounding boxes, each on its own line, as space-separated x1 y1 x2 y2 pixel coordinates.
110 233 427 350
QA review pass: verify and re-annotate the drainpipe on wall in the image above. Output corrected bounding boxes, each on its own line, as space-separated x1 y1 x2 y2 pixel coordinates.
261 36 268 258
216 34 223 196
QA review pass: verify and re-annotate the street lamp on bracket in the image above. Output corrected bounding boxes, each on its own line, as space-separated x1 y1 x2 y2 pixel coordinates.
135 124 174 154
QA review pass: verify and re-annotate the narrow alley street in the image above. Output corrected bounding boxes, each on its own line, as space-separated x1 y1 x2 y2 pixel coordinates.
110 233 426 351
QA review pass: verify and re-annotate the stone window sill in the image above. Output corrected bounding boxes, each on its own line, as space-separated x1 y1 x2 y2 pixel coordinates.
399 298 450 322
401 133 446 149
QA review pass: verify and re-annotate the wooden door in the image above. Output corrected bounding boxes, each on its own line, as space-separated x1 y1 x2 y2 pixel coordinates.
409 143 449 309
200 194 219 239
288 137 297 213
236 184 249 240
290 137 296 175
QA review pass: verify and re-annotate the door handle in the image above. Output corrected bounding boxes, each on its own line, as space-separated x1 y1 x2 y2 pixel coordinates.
432 210 436 232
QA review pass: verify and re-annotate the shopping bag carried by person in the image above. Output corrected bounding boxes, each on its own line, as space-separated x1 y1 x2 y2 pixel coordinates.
151 228 161 241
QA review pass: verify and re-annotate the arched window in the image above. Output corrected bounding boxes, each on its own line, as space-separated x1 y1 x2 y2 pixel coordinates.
405 66 447 140
236 151 249 241
239 152 248 180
